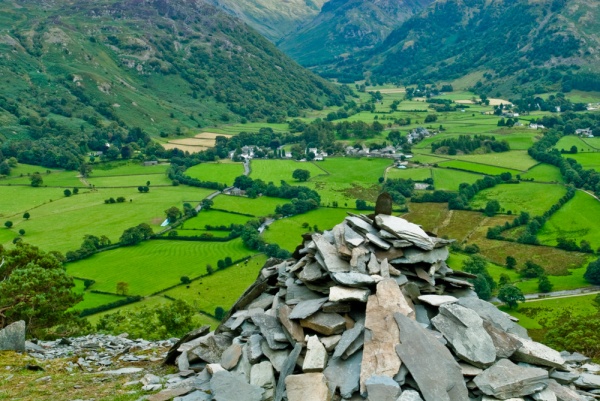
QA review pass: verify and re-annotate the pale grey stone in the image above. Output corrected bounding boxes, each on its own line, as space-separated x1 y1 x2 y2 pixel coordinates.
344 224 366 247
581 363 600 373
303 335 328 373
350 246 370 272
473 359 549 399
300 312 346 336
324 349 362 399
0 320 25 352
397 389 424 401
320 335 342 352
574 373 600 389
329 286 370 303
248 294 276 310
547 379 587 401
178 351 190 372
511 335 565 369
248 334 264 363
331 272 376 288
394 312 468 401
483 320 522 359
278 304 305 344
549 370 579 385
299 262 325 283
531 388 558 401
418 295 457 307
206 363 225 374
563 352 590 365
188 332 232 364
375 215 434 251
274 343 303 401
288 298 329 320
431 304 496 368
260 340 289 372
233 344 252 381
366 233 392 250
251 361 275 401
285 373 331 401
102 367 144 375
390 247 448 265
365 375 400 401
174 390 212 401
459 362 483 377
211 370 264 401
285 281 323 305
367 253 380 274
252 313 289 350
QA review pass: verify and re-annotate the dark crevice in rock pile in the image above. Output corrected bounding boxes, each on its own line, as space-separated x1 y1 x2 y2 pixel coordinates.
163 214 600 401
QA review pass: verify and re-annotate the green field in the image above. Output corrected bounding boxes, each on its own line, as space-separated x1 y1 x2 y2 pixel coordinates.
186 161 245 187
263 208 359 251
212 194 286 217
567 152 600 171
554 136 595 153
387 167 432 182
85 295 174 326
2 170 83 187
538 191 600 250
182 210 253 229
432 168 483 191
409 153 450 164
582 137 600 149
1 186 215 253
67 238 256 296
437 160 520 176
88 173 172 187
520 164 564 183
446 150 538 171
250 160 326 183
164 254 268 317
90 162 169 176
470 182 567 215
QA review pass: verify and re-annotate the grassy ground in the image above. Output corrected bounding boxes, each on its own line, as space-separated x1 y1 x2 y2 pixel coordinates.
432 168 484 191
263 208 359 251
181 210 253 229
87 174 172 187
520 164 564 183
444 150 538 171
250 159 325 183
387 167 432 181
185 161 245 187
67 238 256 296
90 162 169 176
538 190 600 250
1 186 215 253
567 152 600 170
401 202 450 233
163 254 269 318
211 194 286 217
470 182 567 215
554 135 595 153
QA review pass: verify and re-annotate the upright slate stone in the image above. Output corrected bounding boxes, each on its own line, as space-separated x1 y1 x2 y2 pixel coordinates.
274 343 302 401
394 312 469 401
324 350 362 399
0 320 25 352
210 370 264 401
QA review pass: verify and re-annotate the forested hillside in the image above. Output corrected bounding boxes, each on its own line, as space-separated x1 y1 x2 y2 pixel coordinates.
324 0 600 93
278 0 433 66
0 0 346 168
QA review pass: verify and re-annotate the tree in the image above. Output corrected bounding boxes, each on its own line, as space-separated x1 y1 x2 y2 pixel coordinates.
484 200 501 216
0 161 10 176
206 264 214 275
292 169 311 182
119 223 153 246
0 243 82 333
217 259 226 270
498 285 525 309
180 276 191 284
215 306 226 321
499 273 511 287
73 188 79 195
201 199 213 211
538 275 553 293
30 173 43 187
584 258 600 285
165 206 181 223
138 186 150 193
506 256 517 269
79 163 92 178
23 212 30 220
520 261 544 279
545 312 600 359
18 229 25 236
4 221 12 229
116 282 129 296
463 255 496 297
64 189 72 197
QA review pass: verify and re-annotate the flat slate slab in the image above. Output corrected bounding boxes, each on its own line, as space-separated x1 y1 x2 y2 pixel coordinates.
473 359 549 399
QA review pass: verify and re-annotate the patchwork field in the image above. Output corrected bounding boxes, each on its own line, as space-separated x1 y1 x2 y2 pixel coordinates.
186 161 245 187
432 168 484 191
211 194 287 217
181 210 253 230
567 152 600 171
437 160 521 176
538 191 600 250
250 159 325 184
470 182 567 215
386 167 432 182
554 136 594 152
67 238 255 296
520 164 564 183
446 150 538 171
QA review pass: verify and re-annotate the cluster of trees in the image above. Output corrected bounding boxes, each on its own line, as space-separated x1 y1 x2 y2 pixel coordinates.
119 223 154 246
240 220 290 260
167 166 227 191
233 175 321 206
431 135 510 155
104 196 127 204
511 92 587 113
382 178 414 204
0 154 17 176
448 176 503 210
66 235 112 262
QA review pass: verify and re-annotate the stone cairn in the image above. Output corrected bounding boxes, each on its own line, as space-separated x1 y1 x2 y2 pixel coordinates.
165 213 600 401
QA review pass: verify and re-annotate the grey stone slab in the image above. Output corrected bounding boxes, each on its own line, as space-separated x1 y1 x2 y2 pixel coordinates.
285 281 324 305
173 390 212 401
274 343 302 401
188 332 233 364
261 340 289 372
482 320 523 359
366 233 392 250
549 370 579 385
324 349 362 399
397 389 424 401
365 375 400 401
248 294 276 310
211 370 264 401
0 321 25 352
320 335 342 352
563 352 591 365
344 224 366 247
394 312 469 401
367 253 380 274
390 247 449 265
547 379 587 401
251 361 275 401
251 313 289 350
418 295 457 307
350 246 370 273
574 373 600 389
332 323 364 359
300 312 346 336
278 304 305 344
220 342 243 370
331 272 376 288
375 215 435 251
457 297 529 339
288 297 329 320
314 234 351 273
473 359 549 399
531 388 558 401
511 335 566 369
298 262 326 283
431 303 496 368
248 334 264 364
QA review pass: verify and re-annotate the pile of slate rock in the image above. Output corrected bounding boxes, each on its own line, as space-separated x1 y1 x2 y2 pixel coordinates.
164 213 600 401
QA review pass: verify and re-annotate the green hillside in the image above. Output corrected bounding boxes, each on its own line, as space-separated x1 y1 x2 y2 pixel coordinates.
0 0 346 156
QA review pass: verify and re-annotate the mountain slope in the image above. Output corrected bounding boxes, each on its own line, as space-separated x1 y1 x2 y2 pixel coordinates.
206 0 328 42
278 0 434 67
332 0 600 92
0 0 345 145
